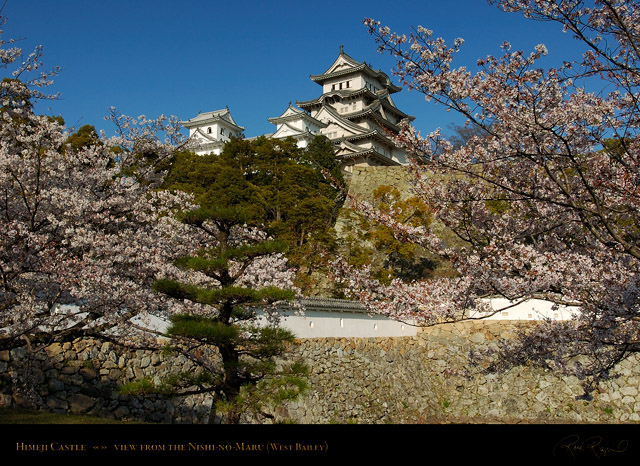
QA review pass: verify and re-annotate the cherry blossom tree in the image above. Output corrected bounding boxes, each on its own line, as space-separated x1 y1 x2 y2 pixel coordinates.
0 16 197 351
335 0 640 396
0 103 199 350
0 17 306 421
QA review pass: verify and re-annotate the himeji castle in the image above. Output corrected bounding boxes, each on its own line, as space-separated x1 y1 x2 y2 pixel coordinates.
181 46 415 174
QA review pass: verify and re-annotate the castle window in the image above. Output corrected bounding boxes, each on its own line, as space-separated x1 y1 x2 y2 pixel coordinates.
207 127 212 134
346 81 351 88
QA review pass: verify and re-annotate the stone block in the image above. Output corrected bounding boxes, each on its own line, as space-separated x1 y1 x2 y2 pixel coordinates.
68 374 84 386
621 395 636 404
113 405 130 419
619 386 638 397
44 344 63 358
68 393 95 413
9 347 27 361
79 367 97 380
60 364 80 375
46 397 68 411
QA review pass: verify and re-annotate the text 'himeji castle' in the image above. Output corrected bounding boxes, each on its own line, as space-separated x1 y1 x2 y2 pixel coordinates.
181 46 415 175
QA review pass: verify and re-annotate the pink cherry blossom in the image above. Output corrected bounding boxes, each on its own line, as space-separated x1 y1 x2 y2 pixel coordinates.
0 18 298 352
349 1 640 396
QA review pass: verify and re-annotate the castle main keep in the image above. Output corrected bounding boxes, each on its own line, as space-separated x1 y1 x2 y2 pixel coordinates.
180 47 414 175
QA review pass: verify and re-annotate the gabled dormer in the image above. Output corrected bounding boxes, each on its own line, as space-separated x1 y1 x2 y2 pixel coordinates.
268 103 327 135
267 103 328 148
309 45 402 96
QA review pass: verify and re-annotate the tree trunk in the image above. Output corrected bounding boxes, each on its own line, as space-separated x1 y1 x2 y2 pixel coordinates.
207 391 242 424
208 341 243 424
208 393 222 424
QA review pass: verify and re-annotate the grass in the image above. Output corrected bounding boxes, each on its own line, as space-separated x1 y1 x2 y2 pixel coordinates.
0 407 142 424
0 407 600 425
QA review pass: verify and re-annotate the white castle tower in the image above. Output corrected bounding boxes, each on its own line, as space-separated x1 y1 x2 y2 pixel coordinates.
180 107 245 156
287 46 414 172
182 47 414 172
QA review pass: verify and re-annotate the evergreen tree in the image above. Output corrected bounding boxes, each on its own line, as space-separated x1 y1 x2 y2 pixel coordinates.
154 150 308 423
65 124 100 151
163 135 345 295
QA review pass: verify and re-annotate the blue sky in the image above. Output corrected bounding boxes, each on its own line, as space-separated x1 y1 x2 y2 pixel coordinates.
2 0 588 138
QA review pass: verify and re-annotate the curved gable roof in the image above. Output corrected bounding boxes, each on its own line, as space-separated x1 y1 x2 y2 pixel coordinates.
309 47 401 93
314 104 369 136
268 103 327 128
181 108 245 132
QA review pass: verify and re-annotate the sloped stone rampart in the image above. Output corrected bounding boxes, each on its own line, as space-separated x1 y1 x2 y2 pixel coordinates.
0 339 212 424
285 321 640 424
345 166 414 202
1 320 639 423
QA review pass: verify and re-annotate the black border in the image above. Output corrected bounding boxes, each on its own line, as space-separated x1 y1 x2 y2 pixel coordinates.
2 423 639 461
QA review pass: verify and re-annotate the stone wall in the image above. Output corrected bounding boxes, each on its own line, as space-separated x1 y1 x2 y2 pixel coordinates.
0 339 212 424
345 165 414 202
2 320 639 424
336 165 414 239
284 321 640 424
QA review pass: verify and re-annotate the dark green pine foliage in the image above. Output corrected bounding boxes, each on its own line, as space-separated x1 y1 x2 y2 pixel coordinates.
65 124 100 152
162 135 345 295
153 158 309 423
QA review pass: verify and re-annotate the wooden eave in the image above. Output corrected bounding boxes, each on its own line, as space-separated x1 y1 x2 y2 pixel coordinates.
181 109 245 132
336 147 401 166
339 129 397 147
298 90 413 127
268 111 327 128
317 105 372 135
271 122 316 139
345 107 401 133
296 88 372 109
310 63 401 93
376 92 414 121
336 139 364 152
321 49 363 74
192 128 221 143
182 116 245 133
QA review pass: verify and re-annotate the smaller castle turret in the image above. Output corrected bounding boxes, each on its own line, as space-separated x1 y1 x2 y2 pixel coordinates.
180 108 244 155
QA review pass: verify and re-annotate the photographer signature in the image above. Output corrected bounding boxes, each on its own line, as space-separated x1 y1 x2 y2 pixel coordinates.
554 435 628 459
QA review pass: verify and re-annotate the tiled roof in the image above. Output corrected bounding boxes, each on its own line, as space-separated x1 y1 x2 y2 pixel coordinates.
181 108 245 131
299 297 367 313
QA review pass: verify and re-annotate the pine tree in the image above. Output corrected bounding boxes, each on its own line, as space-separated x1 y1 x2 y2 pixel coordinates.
153 173 308 424
163 135 345 295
